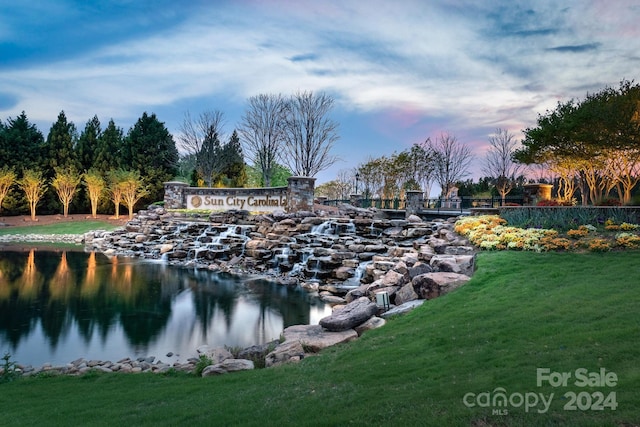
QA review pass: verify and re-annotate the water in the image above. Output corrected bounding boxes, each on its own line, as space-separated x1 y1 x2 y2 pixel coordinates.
0 244 330 367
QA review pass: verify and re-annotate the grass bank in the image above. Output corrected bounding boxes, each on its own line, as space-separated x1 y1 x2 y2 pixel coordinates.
1 251 638 426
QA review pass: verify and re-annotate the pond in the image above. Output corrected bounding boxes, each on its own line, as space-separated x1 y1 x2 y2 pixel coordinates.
0 244 331 367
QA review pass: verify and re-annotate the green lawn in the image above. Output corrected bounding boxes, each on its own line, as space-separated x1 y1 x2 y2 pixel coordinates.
0 220 120 236
1 251 638 426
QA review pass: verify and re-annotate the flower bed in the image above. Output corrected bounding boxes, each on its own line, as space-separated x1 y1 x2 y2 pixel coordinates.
455 215 640 253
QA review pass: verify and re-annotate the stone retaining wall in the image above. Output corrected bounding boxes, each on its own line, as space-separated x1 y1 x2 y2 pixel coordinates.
164 176 316 213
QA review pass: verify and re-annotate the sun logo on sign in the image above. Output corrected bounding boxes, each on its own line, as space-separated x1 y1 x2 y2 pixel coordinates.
192 196 202 208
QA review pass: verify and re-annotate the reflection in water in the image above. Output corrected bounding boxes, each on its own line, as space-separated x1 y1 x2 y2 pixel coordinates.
0 245 330 367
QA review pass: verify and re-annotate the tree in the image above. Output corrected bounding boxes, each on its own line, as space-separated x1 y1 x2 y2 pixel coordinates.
245 163 291 187
42 111 79 213
218 130 247 187
357 157 386 199
410 142 436 198
118 170 147 219
18 169 47 220
482 128 524 203
178 110 226 187
83 169 106 218
200 130 223 186
107 170 126 219
76 115 102 172
239 94 286 187
428 133 473 198
124 112 179 203
0 166 16 212
51 167 81 217
94 119 124 174
1 112 44 174
315 180 346 200
516 80 640 204
281 91 339 177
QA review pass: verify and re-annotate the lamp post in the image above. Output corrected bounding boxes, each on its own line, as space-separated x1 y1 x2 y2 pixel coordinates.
355 172 360 195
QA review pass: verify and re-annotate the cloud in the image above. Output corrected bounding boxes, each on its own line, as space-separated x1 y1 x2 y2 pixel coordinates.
2 0 640 184
289 53 319 62
547 43 601 53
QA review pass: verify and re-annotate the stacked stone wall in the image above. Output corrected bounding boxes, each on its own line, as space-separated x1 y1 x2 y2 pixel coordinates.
164 177 315 213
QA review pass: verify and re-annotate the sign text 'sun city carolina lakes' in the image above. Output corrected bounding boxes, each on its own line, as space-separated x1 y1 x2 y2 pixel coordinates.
187 194 287 212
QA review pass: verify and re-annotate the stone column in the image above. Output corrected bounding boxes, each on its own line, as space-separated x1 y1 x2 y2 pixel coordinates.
287 176 316 213
164 181 189 209
349 194 362 208
405 190 424 217
523 183 553 206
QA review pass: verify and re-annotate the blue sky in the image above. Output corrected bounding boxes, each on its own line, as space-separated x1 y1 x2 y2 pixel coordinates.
1 0 639 185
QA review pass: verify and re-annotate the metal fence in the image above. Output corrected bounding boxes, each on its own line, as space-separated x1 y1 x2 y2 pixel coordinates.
321 196 524 212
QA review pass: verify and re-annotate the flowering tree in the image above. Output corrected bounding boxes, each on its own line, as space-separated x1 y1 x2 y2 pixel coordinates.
83 169 105 218
0 166 16 213
52 167 81 217
19 169 47 220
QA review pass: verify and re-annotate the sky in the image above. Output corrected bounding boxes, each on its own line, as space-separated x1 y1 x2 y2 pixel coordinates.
1 0 639 185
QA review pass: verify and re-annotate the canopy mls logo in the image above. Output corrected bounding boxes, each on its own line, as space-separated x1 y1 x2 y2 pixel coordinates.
187 195 287 212
463 367 618 415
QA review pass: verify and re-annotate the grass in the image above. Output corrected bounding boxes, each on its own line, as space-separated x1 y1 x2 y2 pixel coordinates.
0 251 638 426
0 220 120 236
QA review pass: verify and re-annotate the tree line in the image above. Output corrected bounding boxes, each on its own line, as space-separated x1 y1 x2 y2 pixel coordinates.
182 91 339 188
0 90 340 217
0 111 179 218
515 80 640 205
317 80 640 206
316 130 524 203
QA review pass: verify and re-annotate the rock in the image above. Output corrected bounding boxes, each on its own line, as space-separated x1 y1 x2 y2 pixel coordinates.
408 262 432 279
265 340 306 367
394 283 418 305
319 297 378 332
354 316 386 335
197 346 233 364
406 214 422 223
238 341 279 361
430 255 462 274
282 324 358 352
379 269 406 286
412 272 471 300
321 295 347 306
380 300 426 318
201 359 254 376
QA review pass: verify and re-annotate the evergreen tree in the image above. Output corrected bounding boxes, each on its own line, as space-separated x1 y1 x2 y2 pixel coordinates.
76 115 102 172
124 112 178 203
75 115 102 212
199 130 222 186
1 111 44 174
41 111 79 213
220 130 247 187
94 119 124 174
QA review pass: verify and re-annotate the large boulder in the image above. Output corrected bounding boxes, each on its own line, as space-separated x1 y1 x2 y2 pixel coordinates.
196 346 233 364
282 324 358 352
381 300 425 318
319 297 378 332
412 272 471 299
265 340 305 367
201 359 255 376
394 283 418 305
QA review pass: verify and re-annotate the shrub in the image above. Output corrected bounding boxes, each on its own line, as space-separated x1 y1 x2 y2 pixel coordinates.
588 238 611 252
0 352 19 383
194 355 213 377
536 199 573 207
595 198 622 206
616 233 640 249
